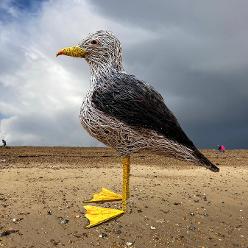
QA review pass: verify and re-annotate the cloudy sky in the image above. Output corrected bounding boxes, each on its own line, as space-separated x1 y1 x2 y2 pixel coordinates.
0 0 247 148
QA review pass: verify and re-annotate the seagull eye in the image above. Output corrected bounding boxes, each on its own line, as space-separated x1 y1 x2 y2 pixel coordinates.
91 40 98 45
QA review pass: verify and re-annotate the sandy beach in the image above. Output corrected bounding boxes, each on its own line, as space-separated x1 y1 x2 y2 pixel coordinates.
0 147 247 248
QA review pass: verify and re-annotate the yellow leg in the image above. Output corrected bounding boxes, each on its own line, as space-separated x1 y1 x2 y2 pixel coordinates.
84 155 130 228
122 155 130 211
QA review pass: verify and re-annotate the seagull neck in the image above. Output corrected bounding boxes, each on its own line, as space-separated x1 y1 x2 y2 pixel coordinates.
89 63 124 85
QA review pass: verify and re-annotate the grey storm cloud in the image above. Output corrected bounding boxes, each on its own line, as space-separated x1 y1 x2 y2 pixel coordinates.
91 0 248 148
0 0 247 148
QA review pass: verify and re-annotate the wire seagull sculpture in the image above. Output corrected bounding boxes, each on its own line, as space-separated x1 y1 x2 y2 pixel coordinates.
57 30 219 228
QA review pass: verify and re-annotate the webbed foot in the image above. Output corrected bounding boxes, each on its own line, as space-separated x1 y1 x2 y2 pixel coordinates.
84 205 124 228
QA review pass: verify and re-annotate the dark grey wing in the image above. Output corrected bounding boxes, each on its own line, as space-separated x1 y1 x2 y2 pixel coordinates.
92 73 195 149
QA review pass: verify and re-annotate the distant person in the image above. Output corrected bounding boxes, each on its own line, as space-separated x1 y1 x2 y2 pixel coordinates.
218 145 225 153
2 139 7 147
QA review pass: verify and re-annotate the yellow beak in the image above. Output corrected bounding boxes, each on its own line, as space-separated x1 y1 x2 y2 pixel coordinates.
56 46 87 58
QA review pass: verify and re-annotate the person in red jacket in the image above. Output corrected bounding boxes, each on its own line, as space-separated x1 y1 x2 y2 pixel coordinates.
218 145 225 152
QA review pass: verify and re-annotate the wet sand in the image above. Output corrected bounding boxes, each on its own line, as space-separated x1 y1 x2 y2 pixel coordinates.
0 147 248 248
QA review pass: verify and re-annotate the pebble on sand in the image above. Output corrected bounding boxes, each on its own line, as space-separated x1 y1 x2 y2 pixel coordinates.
126 241 134 246
0 230 18 237
59 218 69 224
99 233 108 238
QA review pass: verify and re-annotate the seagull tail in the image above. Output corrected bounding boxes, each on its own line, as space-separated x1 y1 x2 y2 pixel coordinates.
194 149 220 172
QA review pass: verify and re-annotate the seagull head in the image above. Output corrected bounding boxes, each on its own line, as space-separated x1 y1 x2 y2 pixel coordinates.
57 30 123 73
